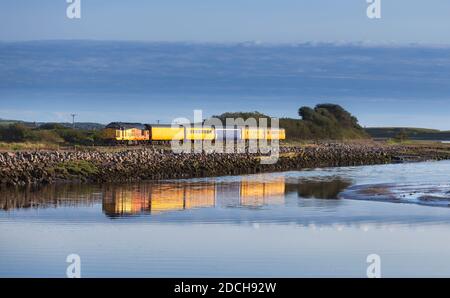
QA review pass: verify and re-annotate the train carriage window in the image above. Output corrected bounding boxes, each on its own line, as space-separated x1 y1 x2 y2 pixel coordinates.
189 129 213 134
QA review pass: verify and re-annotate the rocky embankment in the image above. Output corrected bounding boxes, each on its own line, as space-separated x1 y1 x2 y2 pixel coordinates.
1 143 450 187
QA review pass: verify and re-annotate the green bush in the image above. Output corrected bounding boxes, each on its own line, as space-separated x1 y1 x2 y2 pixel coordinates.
54 128 95 145
0 123 100 146
212 111 272 126
28 130 64 144
0 123 29 142
38 123 67 130
393 129 409 142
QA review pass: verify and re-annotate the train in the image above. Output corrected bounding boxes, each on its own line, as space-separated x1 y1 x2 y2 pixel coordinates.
103 122 286 144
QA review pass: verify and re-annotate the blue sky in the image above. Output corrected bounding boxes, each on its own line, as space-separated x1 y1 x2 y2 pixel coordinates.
1 1 450 129
1 0 450 44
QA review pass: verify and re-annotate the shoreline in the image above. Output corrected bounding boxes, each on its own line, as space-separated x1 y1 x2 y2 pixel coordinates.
1 142 450 188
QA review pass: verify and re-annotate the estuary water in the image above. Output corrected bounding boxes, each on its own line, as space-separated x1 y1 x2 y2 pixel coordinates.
1 160 450 277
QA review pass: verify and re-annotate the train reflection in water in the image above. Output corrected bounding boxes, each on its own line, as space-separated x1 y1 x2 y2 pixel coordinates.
102 177 285 217
0 176 352 217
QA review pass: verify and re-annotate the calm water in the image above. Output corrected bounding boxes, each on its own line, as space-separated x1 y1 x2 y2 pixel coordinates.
1 160 450 277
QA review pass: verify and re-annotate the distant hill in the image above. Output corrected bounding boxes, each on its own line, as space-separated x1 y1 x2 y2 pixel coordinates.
366 127 450 140
45 122 105 130
0 119 104 130
0 119 28 126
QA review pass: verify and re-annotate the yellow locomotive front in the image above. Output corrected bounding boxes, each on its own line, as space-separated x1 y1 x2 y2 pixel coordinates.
104 122 150 144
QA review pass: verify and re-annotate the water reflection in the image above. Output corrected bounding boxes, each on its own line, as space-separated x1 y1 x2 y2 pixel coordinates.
103 178 288 217
1 177 293 217
4 167 446 220
285 178 352 199
102 183 218 217
0 184 102 211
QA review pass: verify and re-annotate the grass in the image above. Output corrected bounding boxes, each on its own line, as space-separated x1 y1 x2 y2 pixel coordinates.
0 142 60 151
279 152 300 158
386 139 449 147
49 160 99 177
386 139 414 145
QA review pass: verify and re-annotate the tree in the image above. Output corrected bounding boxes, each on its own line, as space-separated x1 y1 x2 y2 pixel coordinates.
39 123 67 130
0 123 29 142
298 107 314 121
394 129 409 142
315 104 360 128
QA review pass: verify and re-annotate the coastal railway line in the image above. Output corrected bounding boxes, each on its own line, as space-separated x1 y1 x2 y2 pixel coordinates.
103 122 286 145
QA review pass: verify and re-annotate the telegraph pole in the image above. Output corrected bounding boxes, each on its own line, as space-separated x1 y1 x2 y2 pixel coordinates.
71 114 77 129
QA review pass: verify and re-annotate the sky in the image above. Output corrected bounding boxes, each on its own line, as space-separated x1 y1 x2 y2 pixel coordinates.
1 1 450 129
1 0 450 44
